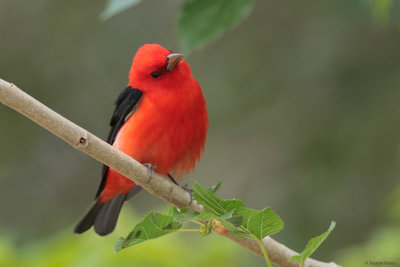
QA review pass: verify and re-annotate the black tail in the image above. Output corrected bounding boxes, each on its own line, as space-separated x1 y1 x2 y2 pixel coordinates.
74 186 142 236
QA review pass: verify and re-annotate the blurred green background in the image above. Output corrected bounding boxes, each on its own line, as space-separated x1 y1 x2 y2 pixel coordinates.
1 0 400 266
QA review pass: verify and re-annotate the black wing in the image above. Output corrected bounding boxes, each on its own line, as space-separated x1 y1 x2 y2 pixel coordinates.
95 86 143 198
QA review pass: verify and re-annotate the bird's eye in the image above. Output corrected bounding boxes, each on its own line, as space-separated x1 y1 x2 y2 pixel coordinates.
150 71 160 78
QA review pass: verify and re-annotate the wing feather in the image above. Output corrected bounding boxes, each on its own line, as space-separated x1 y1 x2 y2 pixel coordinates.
95 86 142 198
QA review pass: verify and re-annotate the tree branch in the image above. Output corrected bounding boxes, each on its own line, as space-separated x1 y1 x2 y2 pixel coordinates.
0 78 340 267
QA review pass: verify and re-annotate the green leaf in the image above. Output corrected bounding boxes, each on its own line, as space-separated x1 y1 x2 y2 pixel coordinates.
193 211 219 221
194 211 219 221
220 222 251 238
100 0 143 21
219 210 234 220
193 182 244 216
177 0 254 53
194 211 242 228
114 212 182 252
168 206 200 223
208 181 222 193
114 238 126 252
193 182 249 236
225 216 243 227
289 221 336 266
193 183 283 239
237 206 284 240
219 211 243 227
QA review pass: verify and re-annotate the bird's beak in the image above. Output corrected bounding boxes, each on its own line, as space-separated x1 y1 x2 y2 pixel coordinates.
166 53 184 71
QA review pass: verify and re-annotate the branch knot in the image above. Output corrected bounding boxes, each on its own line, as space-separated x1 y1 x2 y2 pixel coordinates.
76 132 88 148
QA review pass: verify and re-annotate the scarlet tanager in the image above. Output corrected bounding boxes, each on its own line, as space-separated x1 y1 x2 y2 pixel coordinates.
74 44 208 236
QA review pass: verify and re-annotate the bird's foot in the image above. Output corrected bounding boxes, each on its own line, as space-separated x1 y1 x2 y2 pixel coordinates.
143 163 157 182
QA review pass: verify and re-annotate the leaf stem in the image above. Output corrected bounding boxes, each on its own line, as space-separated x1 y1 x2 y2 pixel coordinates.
257 238 272 267
175 229 201 233
190 220 204 226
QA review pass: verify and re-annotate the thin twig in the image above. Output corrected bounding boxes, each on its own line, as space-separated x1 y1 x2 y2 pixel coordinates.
0 78 341 267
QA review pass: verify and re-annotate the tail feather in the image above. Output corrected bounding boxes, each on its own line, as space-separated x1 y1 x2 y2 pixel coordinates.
74 201 103 234
94 194 125 236
74 186 143 236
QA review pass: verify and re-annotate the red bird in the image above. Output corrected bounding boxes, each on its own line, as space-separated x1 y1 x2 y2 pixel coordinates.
74 44 208 235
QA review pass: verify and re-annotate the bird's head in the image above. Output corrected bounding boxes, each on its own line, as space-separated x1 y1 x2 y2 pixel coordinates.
128 44 191 92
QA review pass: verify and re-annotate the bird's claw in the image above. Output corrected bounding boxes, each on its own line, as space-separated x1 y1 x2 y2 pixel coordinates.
143 163 157 182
